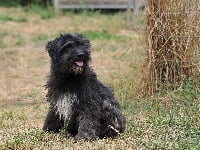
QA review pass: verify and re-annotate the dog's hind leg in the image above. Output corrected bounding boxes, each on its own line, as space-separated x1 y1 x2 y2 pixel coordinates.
75 116 101 140
43 108 64 132
102 101 126 137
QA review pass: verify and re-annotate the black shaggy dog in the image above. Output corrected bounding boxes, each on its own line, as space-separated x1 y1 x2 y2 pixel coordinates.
43 33 126 140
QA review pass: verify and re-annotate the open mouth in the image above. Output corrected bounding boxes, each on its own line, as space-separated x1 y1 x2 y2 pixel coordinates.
74 61 84 67
73 60 84 75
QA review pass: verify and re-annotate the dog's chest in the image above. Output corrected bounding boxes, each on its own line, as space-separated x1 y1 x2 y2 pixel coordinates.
55 93 77 122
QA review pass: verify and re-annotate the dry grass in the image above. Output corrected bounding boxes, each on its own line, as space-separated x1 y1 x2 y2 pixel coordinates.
143 0 200 94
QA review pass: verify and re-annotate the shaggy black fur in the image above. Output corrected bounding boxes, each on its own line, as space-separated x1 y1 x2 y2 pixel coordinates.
43 33 126 140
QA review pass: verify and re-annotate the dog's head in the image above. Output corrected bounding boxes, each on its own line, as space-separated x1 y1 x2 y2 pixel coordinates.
46 33 91 75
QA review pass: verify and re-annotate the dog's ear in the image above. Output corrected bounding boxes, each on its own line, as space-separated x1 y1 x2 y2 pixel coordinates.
46 40 57 61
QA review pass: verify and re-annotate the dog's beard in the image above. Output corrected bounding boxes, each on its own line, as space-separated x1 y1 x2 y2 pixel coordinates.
60 57 87 76
73 66 83 75
73 60 84 75
59 62 84 76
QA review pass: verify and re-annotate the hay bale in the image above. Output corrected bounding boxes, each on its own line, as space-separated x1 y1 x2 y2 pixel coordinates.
143 0 200 94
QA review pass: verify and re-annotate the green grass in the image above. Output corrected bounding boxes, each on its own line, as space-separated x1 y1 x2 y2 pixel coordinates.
32 34 50 44
121 79 200 149
24 5 56 19
0 14 27 22
83 30 130 42
0 1 21 7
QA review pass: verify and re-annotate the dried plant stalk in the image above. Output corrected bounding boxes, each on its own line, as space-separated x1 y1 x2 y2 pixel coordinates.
143 0 200 94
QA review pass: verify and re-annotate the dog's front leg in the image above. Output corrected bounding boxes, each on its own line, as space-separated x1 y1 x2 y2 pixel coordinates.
75 117 101 140
43 108 64 132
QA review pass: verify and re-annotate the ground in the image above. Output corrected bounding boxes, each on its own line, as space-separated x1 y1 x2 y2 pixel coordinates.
0 6 199 149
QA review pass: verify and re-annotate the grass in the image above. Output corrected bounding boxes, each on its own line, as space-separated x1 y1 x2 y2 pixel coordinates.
83 30 131 43
0 14 27 22
0 1 21 7
0 5 199 150
24 5 56 20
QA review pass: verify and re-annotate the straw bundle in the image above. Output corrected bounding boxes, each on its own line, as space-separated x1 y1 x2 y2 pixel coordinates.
144 0 200 94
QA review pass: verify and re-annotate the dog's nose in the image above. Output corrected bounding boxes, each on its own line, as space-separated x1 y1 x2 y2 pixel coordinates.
77 52 84 58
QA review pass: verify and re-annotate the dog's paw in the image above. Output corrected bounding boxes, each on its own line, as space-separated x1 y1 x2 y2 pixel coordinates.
74 134 98 141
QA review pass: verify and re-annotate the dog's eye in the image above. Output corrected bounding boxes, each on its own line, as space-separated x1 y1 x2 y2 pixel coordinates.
60 41 74 54
61 41 74 49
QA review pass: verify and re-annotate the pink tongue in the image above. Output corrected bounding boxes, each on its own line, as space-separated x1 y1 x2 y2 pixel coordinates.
75 61 83 67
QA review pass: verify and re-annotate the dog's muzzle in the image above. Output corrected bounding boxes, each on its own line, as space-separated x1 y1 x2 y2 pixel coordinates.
73 60 84 75
73 52 85 75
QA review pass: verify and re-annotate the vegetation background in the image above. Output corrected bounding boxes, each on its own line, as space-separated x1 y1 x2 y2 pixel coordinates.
0 1 199 149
